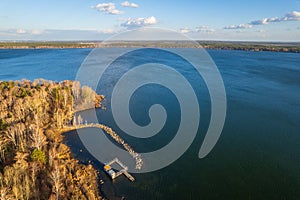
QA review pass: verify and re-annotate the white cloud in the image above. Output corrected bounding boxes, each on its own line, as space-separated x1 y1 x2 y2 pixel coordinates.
282 11 300 21
31 30 43 35
250 11 300 25
94 3 123 15
195 26 208 31
249 18 268 25
224 24 252 30
121 16 157 29
0 28 123 41
144 16 157 24
266 17 281 23
98 28 119 34
224 11 300 30
195 26 215 33
15 29 43 35
179 26 216 34
16 29 27 34
121 1 139 8
179 28 191 34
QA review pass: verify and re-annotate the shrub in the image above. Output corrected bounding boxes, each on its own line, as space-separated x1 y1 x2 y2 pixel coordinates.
26 90 32 96
16 88 27 98
7 112 13 118
0 119 8 130
31 148 47 164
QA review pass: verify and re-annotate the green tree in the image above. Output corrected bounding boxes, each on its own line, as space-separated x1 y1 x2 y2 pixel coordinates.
0 119 7 130
31 149 47 164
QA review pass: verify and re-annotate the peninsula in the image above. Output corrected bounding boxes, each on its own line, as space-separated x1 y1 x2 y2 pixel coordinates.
0 79 105 199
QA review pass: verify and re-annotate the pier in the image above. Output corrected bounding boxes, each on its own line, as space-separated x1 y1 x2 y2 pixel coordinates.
104 158 135 182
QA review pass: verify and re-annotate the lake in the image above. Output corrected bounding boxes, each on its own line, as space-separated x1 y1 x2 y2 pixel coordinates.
0 48 299 199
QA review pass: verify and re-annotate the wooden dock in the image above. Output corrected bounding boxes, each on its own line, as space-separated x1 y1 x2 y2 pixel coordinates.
104 158 135 182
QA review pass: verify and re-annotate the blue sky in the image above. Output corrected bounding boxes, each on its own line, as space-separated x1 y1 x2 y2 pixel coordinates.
0 0 299 41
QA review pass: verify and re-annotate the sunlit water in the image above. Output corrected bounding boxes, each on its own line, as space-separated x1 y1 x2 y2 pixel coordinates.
0 48 299 199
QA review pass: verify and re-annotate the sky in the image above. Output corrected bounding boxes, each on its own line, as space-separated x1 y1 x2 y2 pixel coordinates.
0 0 300 41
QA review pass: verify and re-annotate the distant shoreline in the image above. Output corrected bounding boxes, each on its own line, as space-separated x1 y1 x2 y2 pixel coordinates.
0 41 300 53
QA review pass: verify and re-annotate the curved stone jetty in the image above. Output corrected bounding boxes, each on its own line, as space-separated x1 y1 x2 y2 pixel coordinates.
62 123 143 170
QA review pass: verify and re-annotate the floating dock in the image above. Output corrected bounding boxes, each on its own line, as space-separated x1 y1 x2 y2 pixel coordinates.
104 158 135 182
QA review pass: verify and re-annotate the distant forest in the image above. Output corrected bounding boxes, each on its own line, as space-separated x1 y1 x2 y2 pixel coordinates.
0 41 299 53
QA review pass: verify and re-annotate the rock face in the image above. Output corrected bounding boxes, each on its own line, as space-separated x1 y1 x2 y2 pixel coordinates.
0 79 103 200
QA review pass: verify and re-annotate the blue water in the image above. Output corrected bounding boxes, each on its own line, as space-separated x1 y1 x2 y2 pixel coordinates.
0 49 90 81
0 48 299 199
